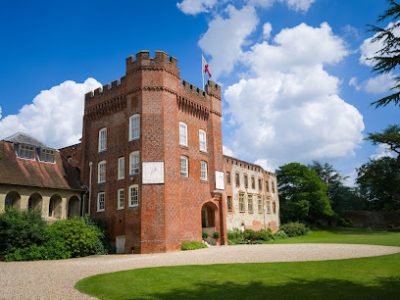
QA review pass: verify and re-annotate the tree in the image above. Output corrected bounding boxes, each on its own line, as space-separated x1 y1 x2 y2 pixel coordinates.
369 0 400 107
356 156 400 210
367 124 400 163
309 161 365 214
277 162 334 225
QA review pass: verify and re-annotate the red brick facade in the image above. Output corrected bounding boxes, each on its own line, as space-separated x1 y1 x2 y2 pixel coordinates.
80 51 227 254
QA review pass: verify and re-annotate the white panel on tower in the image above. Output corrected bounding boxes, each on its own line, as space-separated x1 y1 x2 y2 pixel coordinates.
142 161 164 184
215 171 225 190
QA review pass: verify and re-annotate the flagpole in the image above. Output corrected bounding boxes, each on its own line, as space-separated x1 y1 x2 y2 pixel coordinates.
201 54 205 90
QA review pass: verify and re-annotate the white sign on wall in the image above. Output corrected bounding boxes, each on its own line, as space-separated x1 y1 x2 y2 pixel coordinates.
142 161 164 184
215 171 225 190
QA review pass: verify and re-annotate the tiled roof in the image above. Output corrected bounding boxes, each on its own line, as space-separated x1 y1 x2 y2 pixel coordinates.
0 140 82 191
4 132 51 149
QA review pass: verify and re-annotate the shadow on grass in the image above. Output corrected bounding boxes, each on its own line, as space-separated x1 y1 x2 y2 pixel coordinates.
127 277 400 300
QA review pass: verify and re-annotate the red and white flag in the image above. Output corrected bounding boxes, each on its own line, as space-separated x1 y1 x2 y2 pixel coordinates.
202 55 212 78
202 55 212 89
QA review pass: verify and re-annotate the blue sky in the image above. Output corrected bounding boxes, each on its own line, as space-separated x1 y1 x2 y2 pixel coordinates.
0 0 398 183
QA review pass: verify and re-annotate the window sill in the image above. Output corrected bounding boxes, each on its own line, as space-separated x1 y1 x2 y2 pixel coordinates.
97 209 105 213
117 207 124 211
199 150 207 154
200 179 208 183
179 145 189 150
128 205 139 208
98 149 107 153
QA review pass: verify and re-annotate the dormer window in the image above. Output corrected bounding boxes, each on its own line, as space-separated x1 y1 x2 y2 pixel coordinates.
40 148 55 163
18 144 35 160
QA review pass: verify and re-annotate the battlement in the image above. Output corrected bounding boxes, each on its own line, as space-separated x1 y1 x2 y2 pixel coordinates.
125 50 179 76
205 80 221 99
181 80 206 97
85 76 126 101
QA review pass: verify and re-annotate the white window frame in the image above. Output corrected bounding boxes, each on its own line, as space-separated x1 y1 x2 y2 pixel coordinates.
239 192 245 213
97 192 105 212
129 114 140 141
248 194 254 214
199 130 207 152
129 151 140 175
180 156 189 177
257 195 263 214
98 128 107 152
129 185 139 207
117 188 125 210
118 157 125 180
98 161 106 183
200 161 208 181
18 144 35 160
179 122 188 147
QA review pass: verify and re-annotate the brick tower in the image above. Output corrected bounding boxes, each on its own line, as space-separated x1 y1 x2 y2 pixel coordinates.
81 51 227 253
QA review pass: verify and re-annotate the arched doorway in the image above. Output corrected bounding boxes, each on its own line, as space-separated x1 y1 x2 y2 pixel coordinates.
201 201 218 238
49 194 62 219
28 193 42 211
5 191 21 209
67 196 80 218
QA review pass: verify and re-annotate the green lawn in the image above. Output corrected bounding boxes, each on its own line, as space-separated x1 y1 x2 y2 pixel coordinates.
268 228 400 247
76 230 400 300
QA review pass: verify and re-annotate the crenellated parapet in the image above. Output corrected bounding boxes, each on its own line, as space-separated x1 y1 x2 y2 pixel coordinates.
205 80 221 100
181 80 206 97
125 50 179 78
85 76 126 104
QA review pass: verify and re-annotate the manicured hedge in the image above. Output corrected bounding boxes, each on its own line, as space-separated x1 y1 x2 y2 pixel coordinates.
279 222 309 237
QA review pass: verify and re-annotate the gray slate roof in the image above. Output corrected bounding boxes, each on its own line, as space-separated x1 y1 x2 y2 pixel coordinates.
3 132 54 149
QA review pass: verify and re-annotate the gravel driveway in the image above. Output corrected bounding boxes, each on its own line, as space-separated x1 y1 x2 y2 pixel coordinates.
1 243 399 300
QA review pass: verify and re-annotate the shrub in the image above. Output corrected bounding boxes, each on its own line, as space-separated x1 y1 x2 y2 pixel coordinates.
181 241 208 251
202 232 208 239
4 217 108 261
0 208 46 256
227 228 242 241
212 231 219 239
280 222 308 237
244 229 273 242
45 218 107 258
273 230 288 240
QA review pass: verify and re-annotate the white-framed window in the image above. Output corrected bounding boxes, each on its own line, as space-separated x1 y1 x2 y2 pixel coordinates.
248 194 254 213
179 122 188 146
117 188 125 210
129 114 140 141
129 185 139 207
239 192 245 213
18 144 35 160
98 161 106 183
129 151 140 175
257 195 263 214
266 200 271 214
118 157 125 180
98 128 107 152
199 130 207 152
39 148 55 163
180 156 188 177
200 161 208 180
97 192 105 212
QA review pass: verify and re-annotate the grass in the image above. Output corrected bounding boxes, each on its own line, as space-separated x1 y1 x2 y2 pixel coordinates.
76 229 400 300
268 228 400 247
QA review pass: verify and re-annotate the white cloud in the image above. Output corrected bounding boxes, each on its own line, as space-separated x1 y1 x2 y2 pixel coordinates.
223 22 364 167
223 145 235 156
262 22 272 39
249 0 315 12
364 73 395 94
343 168 358 187
348 73 395 94
349 77 361 91
176 0 218 15
0 106 2 120
370 144 396 160
254 158 276 172
360 22 400 66
0 78 101 148
198 5 259 79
